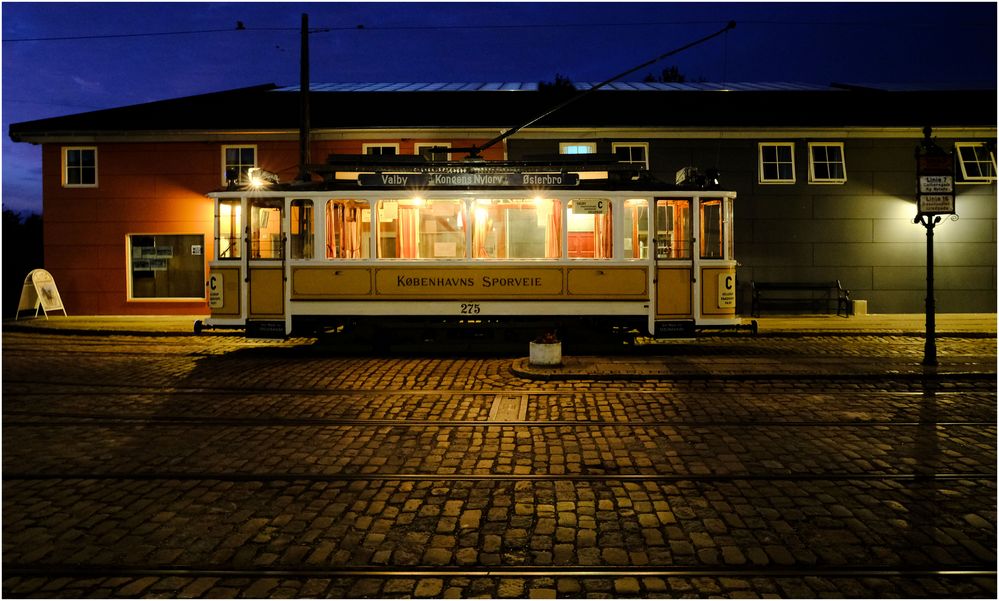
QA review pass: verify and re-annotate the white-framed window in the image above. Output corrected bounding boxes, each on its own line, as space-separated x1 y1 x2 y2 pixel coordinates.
415 142 451 160
363 143 399 156
128 233 206 300
758 142 795 184
222 145 256 186
62 146 97 187
955 142 997 182
612 142 649 169
560 142 596 155
808 142 847 184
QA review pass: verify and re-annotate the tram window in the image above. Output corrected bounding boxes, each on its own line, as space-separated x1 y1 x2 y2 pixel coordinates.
567 199 612 259
472 198 562 259
289 200 314 259
250 200 283 259
218 200 241 259
377 199 466 259
326 200 371 259
655 199 691 259
700 199 723 259
623 199 649 259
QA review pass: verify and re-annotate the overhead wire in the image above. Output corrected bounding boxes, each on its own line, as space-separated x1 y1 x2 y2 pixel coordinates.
6 18 989 43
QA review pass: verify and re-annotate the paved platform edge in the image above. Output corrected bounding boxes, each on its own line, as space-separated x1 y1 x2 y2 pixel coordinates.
510 358 998 381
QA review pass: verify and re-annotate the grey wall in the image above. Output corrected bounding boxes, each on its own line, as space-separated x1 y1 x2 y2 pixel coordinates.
510 136 997 314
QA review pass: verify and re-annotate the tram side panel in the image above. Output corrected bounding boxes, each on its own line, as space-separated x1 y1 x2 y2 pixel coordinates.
284 264 651 335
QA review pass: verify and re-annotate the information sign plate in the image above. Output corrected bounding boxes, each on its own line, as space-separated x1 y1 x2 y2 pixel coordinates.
208 273 224 309
919 175 953 194
571 199 609 214
918 194 955 214
654 320 695 338
717 273 736 308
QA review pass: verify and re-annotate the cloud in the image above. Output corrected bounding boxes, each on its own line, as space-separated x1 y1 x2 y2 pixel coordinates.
71 76 104 95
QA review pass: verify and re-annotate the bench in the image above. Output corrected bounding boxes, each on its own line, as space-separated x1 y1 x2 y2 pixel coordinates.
751 280 851 317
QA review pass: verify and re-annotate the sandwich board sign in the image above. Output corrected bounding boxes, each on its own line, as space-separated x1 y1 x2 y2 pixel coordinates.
16 269 67 319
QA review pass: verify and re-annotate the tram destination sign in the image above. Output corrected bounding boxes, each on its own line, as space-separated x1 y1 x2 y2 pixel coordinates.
358 172 579 188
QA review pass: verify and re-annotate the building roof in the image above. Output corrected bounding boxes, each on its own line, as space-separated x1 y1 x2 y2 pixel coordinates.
275 81 835 93
9 82 997 142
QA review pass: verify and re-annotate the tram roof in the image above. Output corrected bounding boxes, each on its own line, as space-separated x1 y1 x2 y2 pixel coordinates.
9 81 996 141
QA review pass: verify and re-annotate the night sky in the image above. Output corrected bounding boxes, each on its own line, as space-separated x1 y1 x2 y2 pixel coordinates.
3 2 996 215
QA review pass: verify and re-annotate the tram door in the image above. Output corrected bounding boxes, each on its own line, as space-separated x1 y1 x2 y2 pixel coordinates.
245 199 286 331
652 198 695 335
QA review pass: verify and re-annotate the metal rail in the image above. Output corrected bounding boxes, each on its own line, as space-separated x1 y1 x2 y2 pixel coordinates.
3 563 995 579
5 471 994 483
4 378 995 396
3 410 995 429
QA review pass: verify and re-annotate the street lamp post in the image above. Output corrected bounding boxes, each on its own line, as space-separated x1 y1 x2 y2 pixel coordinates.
915 212 942 365
913 127 955 367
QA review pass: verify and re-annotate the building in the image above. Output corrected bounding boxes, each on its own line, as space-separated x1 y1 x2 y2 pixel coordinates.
9 82 997 316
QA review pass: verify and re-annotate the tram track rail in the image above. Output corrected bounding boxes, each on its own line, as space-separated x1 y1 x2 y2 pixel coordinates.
3 409 995 429
4 378 996 396
5 470 995 483
3 563 994 579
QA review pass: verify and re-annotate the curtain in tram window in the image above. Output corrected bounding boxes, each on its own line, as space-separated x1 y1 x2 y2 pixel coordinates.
631 205 641 258
326 202 365 259
544 200 562 258
398 206 420 258
473 210 492 258
344 207 362 258
594 208 613 258
326 202 343 259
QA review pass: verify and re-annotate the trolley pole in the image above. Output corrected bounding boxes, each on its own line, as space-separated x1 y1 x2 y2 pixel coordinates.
913 127 955 368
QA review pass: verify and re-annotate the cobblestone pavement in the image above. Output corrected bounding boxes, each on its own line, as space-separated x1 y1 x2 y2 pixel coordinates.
2 330 996 598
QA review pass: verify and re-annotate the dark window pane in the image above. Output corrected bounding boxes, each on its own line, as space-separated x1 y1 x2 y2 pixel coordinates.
81 150 96 167
778 164 793 180
226 148 239 164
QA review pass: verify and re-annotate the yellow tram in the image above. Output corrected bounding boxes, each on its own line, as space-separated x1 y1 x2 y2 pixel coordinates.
199 158 738 341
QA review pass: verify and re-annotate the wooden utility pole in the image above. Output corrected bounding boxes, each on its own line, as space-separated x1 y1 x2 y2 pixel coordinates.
297 13 311 182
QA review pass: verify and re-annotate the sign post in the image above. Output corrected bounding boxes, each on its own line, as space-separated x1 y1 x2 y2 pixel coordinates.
913 127 955 367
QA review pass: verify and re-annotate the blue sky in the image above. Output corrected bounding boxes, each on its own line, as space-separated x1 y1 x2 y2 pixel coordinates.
3 2 996 215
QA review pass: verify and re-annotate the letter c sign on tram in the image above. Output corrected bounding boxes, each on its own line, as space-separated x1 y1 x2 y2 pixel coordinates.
208 273 224 309
718 273 736 308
